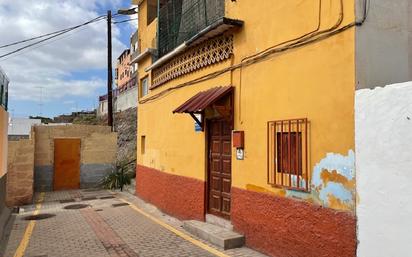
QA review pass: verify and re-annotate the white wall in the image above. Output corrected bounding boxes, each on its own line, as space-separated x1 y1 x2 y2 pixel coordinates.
97 87 137 117
8 117 41 136
97 99 108 117
115 87 137 112
356 81 412 257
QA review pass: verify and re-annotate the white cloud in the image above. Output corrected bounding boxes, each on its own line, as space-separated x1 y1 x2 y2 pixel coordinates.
0 0 131 103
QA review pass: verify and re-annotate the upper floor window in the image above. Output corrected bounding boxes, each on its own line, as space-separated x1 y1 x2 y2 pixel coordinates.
140 76 149 97
267 118 309 191
147 0 158 25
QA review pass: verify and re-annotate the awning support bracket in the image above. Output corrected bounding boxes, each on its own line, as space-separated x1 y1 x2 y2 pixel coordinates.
189 112 204 131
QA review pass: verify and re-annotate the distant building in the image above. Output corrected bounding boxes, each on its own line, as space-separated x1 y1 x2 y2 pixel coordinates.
8 117 41 141
98 31 138 117
115 49 131 89
0 66 10 238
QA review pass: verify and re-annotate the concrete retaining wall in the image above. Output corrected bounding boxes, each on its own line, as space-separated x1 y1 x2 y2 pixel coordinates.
34 125 117 191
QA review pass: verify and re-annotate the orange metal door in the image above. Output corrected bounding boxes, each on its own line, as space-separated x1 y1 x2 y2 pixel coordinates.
54 138 81 190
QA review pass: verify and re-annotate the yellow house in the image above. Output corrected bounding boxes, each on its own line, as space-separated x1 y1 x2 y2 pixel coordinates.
132 0 367 256
0 67 10 238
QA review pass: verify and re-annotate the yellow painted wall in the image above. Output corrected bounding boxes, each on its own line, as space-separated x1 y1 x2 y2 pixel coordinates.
0 108 8 179
136 0 356 212
138 1 157 52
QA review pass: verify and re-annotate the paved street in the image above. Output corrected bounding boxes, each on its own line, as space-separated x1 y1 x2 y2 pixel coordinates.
0 190 267 257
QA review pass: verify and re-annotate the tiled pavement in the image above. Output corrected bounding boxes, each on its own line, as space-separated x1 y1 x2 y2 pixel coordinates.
0 190 268 257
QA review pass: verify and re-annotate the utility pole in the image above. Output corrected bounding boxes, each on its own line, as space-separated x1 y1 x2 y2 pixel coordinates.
107 10 114 130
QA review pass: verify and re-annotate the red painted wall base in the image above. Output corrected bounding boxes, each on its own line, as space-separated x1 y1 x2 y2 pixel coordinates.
135 166 356 257
136 165 205 221
232 187 356 257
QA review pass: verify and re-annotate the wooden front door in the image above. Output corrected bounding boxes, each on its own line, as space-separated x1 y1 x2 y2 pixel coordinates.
54 138 81 190
208 119 232 219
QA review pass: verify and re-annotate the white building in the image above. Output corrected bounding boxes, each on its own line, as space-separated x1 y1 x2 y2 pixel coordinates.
8 117 41 140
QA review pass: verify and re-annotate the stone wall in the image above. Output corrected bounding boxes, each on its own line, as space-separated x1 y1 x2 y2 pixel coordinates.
114 107 137 171
34 125 117 191
6 137 34 206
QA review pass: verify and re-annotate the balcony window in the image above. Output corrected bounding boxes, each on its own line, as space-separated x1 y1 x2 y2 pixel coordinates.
147 0 158 25
140 76 149 98
267 118 309 191
158 0 225 57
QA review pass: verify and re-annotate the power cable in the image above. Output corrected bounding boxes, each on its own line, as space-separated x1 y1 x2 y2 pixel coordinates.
0 16 106 59
112 18 138 24
0 18 107 62
139 0 370 104
0 15 106 49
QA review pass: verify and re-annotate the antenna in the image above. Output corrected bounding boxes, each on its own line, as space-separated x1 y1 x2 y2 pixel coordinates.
35 86 44 116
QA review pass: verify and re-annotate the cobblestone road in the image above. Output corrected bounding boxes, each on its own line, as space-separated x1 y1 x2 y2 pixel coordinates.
1 190 268 257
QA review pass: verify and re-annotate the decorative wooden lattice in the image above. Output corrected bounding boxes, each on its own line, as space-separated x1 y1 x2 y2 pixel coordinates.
152 35 233 88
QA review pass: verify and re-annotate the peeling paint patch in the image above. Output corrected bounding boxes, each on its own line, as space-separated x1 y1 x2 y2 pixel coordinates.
311 150 355 210
320 169 355 190
246 184 286 197
327 194 352 211
244 151 355 212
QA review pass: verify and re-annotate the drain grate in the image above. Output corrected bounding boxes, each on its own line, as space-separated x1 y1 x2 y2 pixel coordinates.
64 204 90 210
112 203 129 208
24 214 56 221
100 196 115 199
59 199 75 204
81 196 97 201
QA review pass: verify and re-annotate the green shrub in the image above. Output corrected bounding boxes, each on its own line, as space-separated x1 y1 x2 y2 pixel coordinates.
100 161 134 191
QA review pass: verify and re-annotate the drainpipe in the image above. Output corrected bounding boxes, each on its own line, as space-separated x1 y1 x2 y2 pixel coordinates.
156 0 160 60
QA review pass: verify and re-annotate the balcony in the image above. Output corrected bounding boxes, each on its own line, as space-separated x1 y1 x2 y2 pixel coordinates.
157 0 241 58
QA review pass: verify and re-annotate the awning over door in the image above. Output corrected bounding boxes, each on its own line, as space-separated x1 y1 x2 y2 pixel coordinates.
173 86 233 131
173 86 232 113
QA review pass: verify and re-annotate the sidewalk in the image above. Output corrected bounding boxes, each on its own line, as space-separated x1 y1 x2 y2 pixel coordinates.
1 189 268 257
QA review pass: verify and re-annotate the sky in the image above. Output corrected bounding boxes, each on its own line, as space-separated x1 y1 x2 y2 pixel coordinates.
0 0 137 118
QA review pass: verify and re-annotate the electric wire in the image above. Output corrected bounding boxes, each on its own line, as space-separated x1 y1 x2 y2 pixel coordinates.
112 18 138 24
0 15 106 49
139 0 370 104
0 18 107 62
0 16 107 59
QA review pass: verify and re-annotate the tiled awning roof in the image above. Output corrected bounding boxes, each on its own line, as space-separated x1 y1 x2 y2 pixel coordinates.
173 86 233 113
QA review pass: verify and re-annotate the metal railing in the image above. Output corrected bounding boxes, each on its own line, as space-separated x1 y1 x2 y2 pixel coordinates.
267 118 309 191
158 0 225 57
